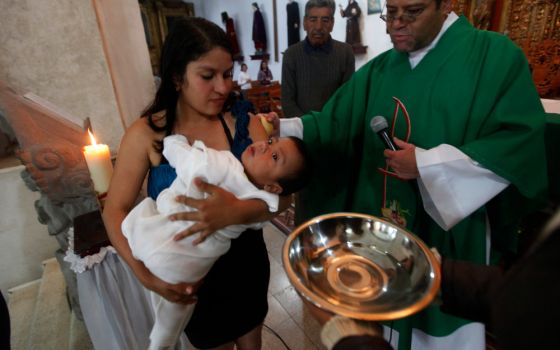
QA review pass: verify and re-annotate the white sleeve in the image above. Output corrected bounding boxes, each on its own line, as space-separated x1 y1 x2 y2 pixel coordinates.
279 117 303 139
162 135 191 171
199 148 279 214
415 144 509 231
162 135 206 186
157 136 207 214
206 151 279 233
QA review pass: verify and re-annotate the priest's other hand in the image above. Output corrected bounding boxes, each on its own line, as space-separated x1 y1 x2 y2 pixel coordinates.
384 138 419 180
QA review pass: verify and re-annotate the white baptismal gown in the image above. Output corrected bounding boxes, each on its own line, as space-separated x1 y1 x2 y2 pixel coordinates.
122 135 278 349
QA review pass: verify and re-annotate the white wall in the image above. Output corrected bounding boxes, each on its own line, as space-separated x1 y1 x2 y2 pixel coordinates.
195 0 392 82
0 0 156 152
0 0 122 150
0 166 59 292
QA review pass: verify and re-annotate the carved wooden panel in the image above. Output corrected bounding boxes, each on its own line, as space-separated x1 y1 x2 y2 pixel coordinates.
452 0 501 31
471 0 496 30
502 0 560 98
451 0 475 18
0 114 17 157
0 81 97 208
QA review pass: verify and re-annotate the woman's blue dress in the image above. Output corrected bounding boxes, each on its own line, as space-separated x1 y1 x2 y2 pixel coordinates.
146 102 270 348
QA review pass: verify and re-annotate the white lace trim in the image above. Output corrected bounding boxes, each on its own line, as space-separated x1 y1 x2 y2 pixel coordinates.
63 227 116 273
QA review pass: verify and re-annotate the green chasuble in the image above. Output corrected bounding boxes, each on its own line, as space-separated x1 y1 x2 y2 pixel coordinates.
301 16 547 349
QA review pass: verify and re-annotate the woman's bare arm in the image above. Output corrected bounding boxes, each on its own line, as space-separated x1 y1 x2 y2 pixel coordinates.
102 119 198 304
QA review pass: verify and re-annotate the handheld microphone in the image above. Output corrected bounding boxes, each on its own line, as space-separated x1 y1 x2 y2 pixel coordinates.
370 116 399 151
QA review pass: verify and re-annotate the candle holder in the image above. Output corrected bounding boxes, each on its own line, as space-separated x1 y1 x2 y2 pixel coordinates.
96 191 108 211
83 129 114 211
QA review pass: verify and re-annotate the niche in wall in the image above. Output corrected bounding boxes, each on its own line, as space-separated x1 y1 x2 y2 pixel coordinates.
139 0 195 76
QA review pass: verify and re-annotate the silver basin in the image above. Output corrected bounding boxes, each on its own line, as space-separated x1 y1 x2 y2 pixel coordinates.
282 212 441 321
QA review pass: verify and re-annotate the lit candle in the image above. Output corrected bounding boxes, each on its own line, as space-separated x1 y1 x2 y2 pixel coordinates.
83 129 113 195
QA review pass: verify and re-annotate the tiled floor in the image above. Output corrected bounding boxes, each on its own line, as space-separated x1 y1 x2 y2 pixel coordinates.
262 223 325 350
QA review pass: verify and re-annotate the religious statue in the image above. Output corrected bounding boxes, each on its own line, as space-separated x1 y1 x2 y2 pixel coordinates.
221 12 242 61
339 0 362 47
252 2 267 54
286 0 301 47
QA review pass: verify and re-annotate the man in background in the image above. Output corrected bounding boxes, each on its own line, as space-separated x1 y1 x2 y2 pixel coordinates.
281 0 355 225
281 0 355 119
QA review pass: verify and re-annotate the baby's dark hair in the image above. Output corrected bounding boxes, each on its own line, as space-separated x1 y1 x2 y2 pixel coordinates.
278 137 311 195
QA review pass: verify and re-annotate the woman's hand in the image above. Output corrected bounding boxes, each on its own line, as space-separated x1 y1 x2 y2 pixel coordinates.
141 271 202 305
170 177 249 244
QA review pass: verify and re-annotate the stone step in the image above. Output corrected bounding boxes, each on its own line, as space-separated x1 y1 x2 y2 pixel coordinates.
7 258 94 350
7 279 41 350
69 310 94 350
26 258 71 350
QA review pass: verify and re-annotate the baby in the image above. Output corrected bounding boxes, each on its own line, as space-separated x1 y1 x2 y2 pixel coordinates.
122 134 308 349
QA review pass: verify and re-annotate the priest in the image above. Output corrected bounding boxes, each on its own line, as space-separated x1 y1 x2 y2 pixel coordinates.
278 0 548 348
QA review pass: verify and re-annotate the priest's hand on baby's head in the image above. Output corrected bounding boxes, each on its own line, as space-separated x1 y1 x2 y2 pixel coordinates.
260 112 280 137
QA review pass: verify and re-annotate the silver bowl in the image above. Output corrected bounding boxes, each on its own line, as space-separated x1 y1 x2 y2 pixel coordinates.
282 212 441 321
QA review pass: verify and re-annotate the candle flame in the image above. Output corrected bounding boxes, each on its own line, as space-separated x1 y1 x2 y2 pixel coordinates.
87 128 98 146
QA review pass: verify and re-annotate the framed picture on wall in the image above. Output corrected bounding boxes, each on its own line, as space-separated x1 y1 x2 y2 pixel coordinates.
140 5 154 48
139 0 195 76
156 1 195 42
368 0 382 15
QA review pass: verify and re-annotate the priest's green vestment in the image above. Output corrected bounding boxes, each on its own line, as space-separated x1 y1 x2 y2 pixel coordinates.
301 16 547 349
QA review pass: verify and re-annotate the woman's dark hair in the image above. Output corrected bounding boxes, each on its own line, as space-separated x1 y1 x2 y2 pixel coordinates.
143 17 233 143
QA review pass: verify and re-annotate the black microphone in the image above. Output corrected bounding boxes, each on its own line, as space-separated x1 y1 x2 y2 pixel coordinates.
370 116 399 151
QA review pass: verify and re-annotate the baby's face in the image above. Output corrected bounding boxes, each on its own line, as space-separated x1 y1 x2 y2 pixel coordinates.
241 137 303 190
